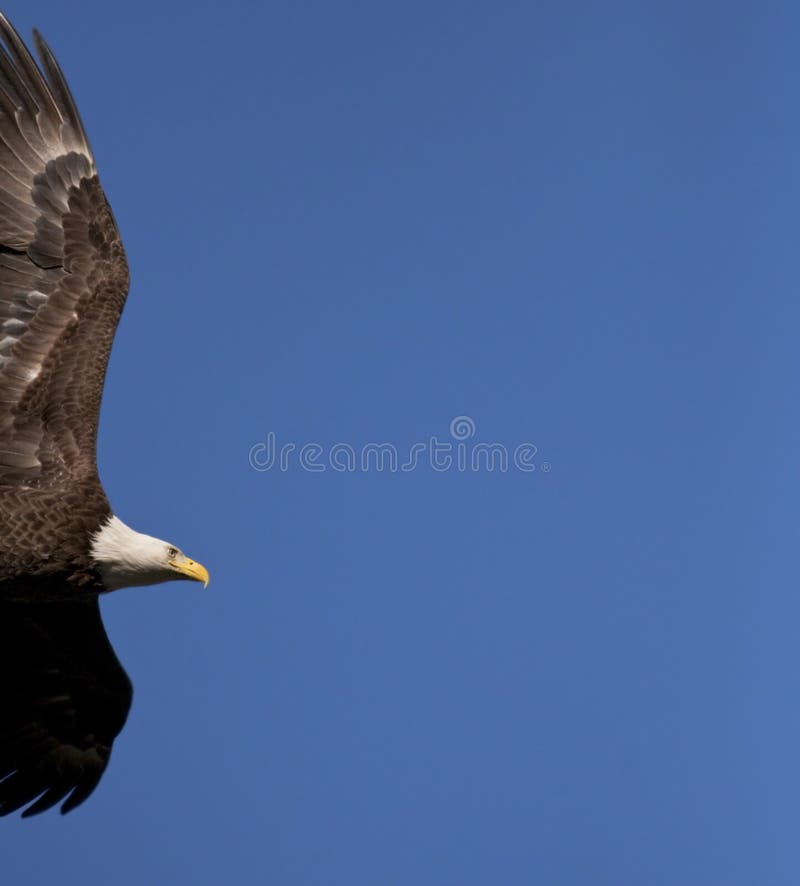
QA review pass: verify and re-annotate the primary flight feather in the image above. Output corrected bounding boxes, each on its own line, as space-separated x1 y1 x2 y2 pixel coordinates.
0 13 209 817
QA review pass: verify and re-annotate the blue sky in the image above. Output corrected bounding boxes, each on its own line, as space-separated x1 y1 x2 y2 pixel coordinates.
2 1 798 883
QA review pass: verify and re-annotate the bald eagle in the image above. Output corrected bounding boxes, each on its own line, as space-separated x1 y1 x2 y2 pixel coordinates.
0 15 209 816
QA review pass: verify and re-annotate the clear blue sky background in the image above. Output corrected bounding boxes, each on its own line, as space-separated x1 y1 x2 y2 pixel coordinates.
2 1 798 883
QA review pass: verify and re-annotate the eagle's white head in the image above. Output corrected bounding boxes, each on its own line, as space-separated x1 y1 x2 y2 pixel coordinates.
90 515 209 591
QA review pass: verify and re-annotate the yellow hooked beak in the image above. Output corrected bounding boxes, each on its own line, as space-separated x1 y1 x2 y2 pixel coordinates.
171 555 210 588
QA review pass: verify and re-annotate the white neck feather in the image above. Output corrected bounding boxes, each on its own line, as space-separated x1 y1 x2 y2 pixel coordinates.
91 515 171 591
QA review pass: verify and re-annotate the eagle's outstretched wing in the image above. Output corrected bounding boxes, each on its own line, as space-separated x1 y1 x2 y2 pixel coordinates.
0 15 129 487
0 596 132 816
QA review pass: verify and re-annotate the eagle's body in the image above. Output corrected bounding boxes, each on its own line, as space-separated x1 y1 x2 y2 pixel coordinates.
0 479 114 597
0 15 208 816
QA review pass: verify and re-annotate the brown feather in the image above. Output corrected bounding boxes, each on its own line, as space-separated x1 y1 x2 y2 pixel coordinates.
0 15 138 817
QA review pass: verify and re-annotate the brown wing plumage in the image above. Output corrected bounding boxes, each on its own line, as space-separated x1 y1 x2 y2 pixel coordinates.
0 17 135 818
0 596 132 816
0 14 129 488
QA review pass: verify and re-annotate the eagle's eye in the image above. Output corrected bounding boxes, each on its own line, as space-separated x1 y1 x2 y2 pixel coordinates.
167 546 178 560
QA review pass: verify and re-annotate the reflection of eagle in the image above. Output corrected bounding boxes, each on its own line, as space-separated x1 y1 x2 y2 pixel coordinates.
0 15 209 816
